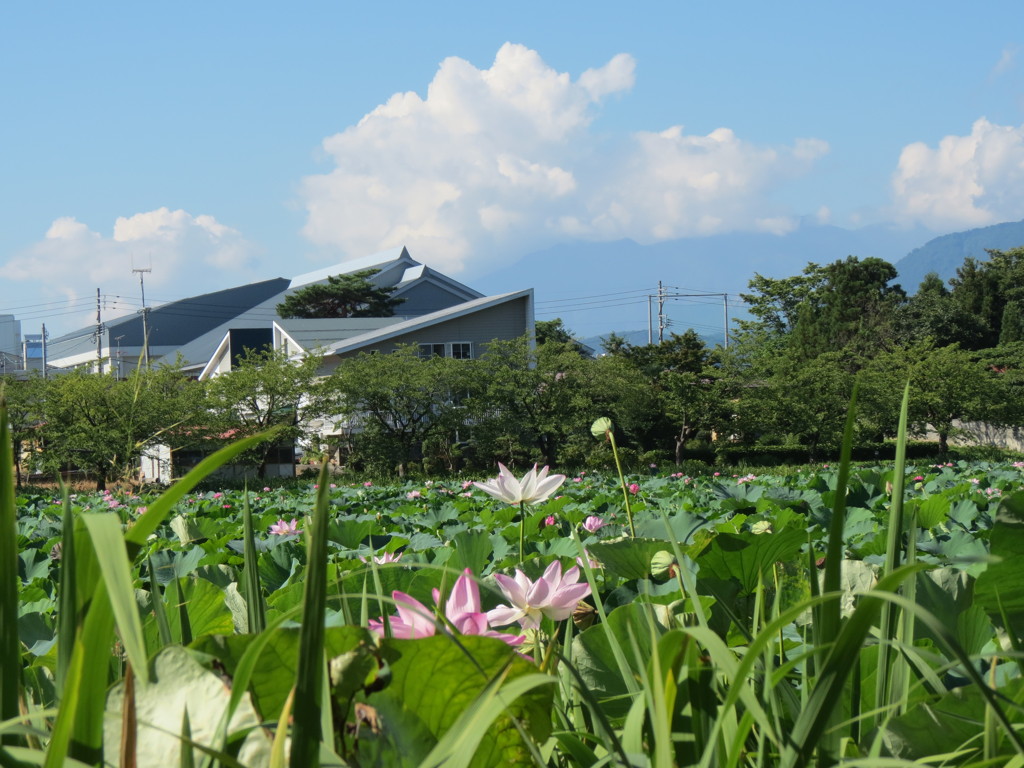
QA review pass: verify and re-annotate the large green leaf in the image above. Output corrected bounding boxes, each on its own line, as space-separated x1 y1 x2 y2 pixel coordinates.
144 577 234 650
196 625 375 723
103 645 269 768
879 677 1024 761
975 491 1024 624
571 602 665 719
362 635 552 768
695 525 806 594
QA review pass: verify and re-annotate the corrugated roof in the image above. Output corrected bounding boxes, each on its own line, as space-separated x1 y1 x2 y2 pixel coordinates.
276 318 404 350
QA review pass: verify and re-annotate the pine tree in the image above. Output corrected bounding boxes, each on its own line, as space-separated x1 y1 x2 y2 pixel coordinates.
276 269 404 319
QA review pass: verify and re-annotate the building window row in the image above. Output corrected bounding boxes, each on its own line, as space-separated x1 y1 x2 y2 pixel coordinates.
418 342 472 360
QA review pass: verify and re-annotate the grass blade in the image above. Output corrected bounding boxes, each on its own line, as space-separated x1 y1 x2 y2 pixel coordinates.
180 708 194 768
148 555 173 648
81 514 150 685
54 490 79 704
814 384 858 767
876 382 911 726
241 492 266 635
0 397 22 746
781 565 927 768
289 461 332 768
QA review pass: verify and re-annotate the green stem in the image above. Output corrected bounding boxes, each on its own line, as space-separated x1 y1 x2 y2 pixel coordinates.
519 500 526 566
607 430 636 537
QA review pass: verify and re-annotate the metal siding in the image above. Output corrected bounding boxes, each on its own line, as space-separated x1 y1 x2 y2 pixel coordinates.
333 298 528 360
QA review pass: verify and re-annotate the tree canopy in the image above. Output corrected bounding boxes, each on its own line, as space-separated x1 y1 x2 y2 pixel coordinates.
276 269 404 319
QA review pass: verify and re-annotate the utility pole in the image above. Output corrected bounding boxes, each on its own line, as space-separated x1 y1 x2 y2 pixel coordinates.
41 324 48 380
657 281 666 344
652 288 732 347
115 335 124 379
647 294 653 345
95 288 104 373
133 265 152 370
723 294 729 349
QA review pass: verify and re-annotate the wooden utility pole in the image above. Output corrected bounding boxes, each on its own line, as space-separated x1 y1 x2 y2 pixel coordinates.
133 266 152 369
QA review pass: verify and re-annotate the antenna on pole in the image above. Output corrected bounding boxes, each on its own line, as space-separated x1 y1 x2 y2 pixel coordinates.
132 257 153 370
95 288 104 373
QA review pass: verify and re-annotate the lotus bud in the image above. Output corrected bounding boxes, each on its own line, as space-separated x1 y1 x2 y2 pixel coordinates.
650 550 678 580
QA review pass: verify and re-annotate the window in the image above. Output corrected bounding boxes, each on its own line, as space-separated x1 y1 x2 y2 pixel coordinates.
418 342 472 359
418 343 445 360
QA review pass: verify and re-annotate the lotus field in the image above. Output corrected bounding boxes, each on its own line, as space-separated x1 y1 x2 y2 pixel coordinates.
5 415 1024 767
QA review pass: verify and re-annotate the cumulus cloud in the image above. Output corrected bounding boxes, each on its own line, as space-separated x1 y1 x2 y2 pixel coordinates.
0 207 254 327
891 118 1024 229
300 43 828 273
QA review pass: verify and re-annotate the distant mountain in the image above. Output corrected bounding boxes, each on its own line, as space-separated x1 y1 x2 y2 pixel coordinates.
473 223 929 339
894 219 1024 292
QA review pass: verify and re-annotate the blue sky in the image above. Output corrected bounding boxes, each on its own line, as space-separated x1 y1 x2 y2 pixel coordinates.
2 1 1022 336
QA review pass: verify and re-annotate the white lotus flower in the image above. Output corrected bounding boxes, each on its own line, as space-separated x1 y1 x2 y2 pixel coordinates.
473 463 566 506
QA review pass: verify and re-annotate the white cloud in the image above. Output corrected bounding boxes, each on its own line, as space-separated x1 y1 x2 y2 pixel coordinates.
992 45 1017 77
300 43 828 273
891 118 1024 229
0 208 254 326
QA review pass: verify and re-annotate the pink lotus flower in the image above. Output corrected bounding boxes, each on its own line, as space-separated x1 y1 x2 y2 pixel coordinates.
543 515 556 527
582 515 606 533
474 463 566 506
360 550 403 565
628 483 640 495
369 592 436 639
407 490 422 500
487 561 592 630
269 519 299 536
369 569 524 646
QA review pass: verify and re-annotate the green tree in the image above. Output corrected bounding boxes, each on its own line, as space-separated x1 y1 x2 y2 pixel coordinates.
276 269 404 319
38 366 203 489
205 348 335 476
469 335 594 467
947 247 1024 349
1 374 47 486
899 272 984 348
789 256 906 361
738 257 906 364
534 318 575 345
908 344 1002 452
999 300 1024 345
598 330 718 462
328 346 470 475
736 349 856 460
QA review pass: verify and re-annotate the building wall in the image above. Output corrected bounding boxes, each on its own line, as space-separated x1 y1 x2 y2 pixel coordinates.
0 315 21 357
319 297 530 374
394 281 475 316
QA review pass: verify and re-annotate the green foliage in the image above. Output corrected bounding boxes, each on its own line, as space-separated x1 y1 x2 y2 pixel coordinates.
330 345 470 475
38 366 205 489
275 268 404 319
206 348 335 476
